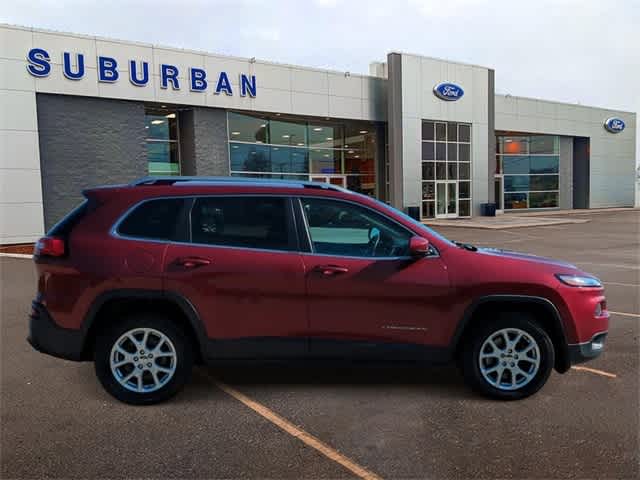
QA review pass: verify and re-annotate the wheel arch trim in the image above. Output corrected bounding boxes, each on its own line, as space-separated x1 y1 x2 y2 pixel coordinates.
452 294 570 372
81 289 208 361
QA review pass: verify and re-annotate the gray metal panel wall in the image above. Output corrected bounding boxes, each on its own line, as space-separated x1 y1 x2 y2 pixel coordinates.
559 137 573 209
386 53 404 209
487 70 496 203
573 137 590 208
36 93 146 230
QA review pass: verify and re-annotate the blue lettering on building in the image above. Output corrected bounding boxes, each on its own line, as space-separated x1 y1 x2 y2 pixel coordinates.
62 52 85 80
240 74 256 97
26 48 51 77
129 60 149 87
215 71 233 95
26 48 257 97
160 64 180 90
98 56 119 82
190 68 207 92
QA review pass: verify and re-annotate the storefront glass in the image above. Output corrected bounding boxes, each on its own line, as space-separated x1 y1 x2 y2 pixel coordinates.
496 135 559 210
228 112 377 196
421 121 472 218
145 109 180 175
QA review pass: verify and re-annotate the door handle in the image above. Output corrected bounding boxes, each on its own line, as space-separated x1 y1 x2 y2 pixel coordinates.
175 256 211 268
313 264 349 276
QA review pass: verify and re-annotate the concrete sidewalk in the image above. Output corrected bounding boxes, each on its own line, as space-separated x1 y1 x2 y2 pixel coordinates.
425 215 589 229
425 207 639 229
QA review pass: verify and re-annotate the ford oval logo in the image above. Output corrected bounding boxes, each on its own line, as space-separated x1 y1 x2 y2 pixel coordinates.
604 117 625 133
433 82 464 101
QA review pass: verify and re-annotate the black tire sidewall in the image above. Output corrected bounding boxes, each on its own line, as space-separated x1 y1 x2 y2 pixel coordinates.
94 314 193 405
463 314 555 400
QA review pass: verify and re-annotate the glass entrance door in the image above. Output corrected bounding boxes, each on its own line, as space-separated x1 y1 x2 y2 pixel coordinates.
436 181 458 218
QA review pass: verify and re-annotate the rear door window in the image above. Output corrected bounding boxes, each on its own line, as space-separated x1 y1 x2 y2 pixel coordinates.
117 198 187 241
190 196 293 251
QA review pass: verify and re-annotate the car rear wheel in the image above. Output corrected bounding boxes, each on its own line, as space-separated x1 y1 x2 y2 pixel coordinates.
94 314 193 405
462 314 554 400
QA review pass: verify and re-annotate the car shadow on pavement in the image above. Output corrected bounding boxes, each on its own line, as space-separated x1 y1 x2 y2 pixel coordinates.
199 363 474 400
75 361 473 404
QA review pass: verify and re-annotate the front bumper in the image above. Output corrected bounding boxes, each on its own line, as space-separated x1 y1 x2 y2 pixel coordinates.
28 301 85 361
568 332 607 365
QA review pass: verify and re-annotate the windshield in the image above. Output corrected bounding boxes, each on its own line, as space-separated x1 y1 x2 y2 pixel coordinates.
368 197 454 246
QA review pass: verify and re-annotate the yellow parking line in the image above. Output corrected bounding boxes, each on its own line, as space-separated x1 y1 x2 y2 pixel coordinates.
213 379 383 480
609 310 640 318
571 366 618 378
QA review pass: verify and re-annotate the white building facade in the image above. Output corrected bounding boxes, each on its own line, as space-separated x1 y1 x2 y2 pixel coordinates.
0 24 636 244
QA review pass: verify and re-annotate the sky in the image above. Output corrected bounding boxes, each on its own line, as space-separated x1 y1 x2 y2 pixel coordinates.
3 0 639 166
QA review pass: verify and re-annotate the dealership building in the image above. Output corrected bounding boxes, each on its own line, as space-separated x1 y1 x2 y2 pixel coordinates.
0 23 637 244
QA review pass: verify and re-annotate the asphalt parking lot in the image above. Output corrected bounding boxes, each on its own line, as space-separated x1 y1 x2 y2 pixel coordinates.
1 210 638 479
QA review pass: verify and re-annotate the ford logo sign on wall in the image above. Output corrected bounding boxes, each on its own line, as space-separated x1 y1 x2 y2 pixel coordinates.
604 117 625 133
433 82 464 101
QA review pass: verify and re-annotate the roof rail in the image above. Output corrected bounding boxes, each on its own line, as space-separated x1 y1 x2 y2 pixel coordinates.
129 176 348 192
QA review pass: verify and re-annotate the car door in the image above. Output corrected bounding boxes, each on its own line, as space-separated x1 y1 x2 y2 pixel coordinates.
163 195 307 359
297 196 451 359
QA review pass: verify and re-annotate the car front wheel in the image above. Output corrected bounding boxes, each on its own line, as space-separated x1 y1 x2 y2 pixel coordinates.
94 314 193 405
462 314 555 400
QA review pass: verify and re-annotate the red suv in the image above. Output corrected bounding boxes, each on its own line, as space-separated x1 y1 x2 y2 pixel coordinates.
29 177 608 404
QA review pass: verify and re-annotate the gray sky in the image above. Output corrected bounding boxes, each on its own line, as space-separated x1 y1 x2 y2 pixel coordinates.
3 0 639 163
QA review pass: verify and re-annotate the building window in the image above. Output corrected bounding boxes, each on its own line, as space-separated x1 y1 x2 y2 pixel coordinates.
496 135 559 210
421 121 471 218
145 109 180 175
228 112 377 197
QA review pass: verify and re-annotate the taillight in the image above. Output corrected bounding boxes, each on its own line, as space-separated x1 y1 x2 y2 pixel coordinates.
34 236 65 257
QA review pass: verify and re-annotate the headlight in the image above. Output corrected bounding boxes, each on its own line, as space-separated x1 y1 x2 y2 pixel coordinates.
555 274 602 287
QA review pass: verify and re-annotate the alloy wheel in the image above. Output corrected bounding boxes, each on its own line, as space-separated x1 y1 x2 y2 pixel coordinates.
110 328 177 393
478 327 541 391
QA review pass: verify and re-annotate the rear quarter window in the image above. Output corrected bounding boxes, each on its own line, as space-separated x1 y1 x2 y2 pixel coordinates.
117 198 187 241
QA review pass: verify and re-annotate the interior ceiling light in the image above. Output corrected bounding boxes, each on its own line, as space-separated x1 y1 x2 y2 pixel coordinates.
313 127 323 131
326 137 333 141
165 113 176 119
151 120 164 125
231 131 240 135
282 135 290 138
359 130 368 134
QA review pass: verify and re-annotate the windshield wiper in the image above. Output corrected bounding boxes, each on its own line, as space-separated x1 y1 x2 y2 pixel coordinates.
453 241 478 252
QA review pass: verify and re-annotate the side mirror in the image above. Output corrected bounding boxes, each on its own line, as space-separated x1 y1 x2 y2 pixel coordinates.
409 236 430 257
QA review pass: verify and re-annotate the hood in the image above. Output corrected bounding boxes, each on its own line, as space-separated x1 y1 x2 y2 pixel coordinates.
476 247 578 270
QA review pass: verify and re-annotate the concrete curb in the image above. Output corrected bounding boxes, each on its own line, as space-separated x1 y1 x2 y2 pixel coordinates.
0 253 33 259
425 218 590 230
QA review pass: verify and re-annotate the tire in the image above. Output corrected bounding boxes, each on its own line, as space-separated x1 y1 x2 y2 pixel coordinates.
462 313 554 400
94 313 194 405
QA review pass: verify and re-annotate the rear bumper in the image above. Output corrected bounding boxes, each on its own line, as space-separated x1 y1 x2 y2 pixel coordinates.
568 332 607 365
28 301 85 361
